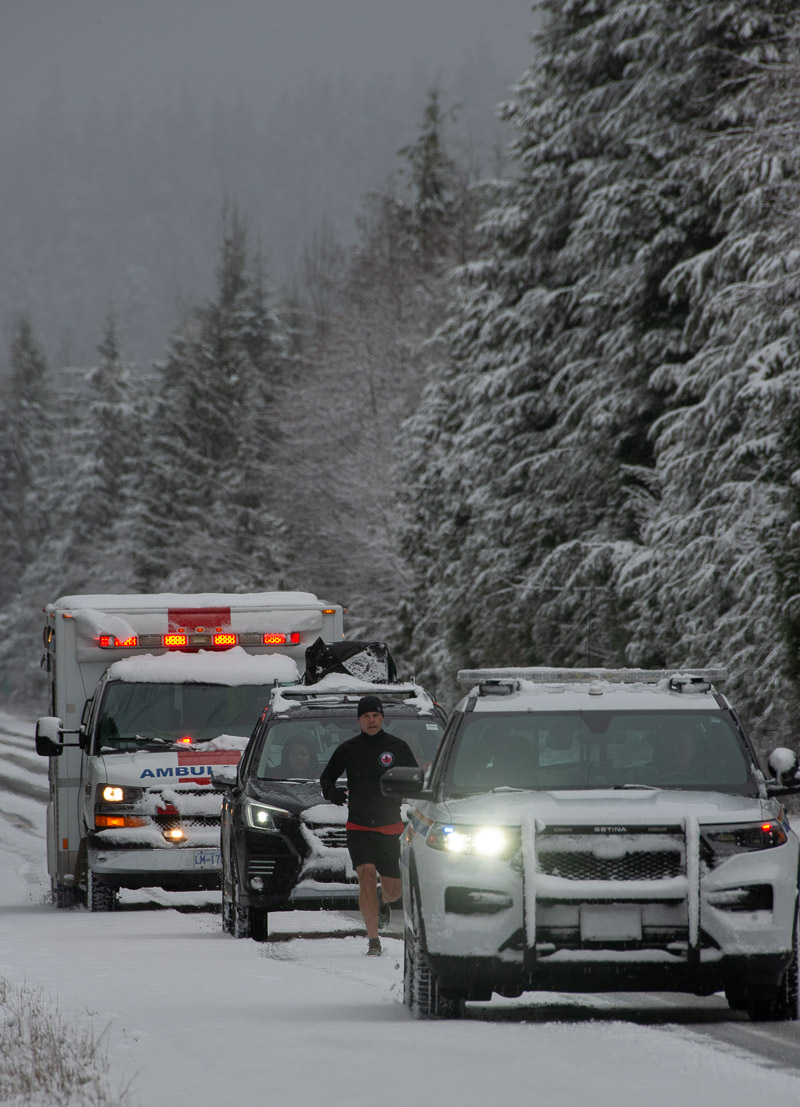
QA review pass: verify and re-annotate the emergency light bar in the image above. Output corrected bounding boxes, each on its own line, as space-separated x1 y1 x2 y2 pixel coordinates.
98 631 303 649
457 667 728 686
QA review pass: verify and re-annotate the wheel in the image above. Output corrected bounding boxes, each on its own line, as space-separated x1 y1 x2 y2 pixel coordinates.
86 869 117 912
249 910 269 943
405 892 464 1020
221 866 234 934
724 984 747 1012
231 854 251 939
52 879 81 909
747 932 799 1022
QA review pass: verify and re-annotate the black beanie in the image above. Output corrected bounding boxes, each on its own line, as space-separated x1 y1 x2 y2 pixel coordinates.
357 694 384 718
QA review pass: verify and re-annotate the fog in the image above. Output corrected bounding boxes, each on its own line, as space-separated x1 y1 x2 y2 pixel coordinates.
1 0 537 363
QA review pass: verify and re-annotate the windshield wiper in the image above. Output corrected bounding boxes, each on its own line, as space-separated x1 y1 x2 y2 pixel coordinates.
611 784 659 790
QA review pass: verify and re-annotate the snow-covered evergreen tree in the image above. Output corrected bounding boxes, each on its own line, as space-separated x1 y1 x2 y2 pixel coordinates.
398 0 800 737
621 1 800 737
132 206 289 593
47 311 141 593
0 316 48 606
280 93 483 660
0 316 49 703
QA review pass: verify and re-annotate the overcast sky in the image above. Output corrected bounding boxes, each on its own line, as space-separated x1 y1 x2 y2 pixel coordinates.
1 0 537 123
0 1 540 364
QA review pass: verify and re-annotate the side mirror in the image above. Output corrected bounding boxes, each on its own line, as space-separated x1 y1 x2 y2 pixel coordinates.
380 765 426 798
209 765 237 791
767 747 800 790
35 716 64 757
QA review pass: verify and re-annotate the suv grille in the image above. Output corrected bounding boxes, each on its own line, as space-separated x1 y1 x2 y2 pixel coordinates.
306 825 348 849
537 850 683 881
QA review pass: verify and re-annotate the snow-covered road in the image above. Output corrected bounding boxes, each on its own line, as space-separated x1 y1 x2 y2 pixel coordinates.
3 708 800 1107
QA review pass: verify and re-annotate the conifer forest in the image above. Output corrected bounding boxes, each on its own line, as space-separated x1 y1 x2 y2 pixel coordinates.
3 1 800 755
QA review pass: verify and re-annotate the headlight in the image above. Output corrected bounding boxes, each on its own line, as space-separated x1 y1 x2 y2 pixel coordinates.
426 823 519 859
96 784 144 804
245 800 289 831
703 821 789 856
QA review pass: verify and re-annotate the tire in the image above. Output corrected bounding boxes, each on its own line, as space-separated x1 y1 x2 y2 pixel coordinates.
87 869 117 912
231 854 251 939
52 880 81 909
747 931 799 1022
221 868 234 934
405 893 464 1020
724 984 747 1012
249 910 269 943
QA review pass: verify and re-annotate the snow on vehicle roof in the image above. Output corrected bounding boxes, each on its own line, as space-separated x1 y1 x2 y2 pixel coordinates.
106 648 299 686
464 673 725 714
270 673 437 714
51 591 330 612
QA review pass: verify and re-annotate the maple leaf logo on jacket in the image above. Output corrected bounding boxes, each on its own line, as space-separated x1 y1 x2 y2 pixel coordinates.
380 751 394 767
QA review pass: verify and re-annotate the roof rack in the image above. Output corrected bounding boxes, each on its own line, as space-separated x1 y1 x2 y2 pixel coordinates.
279 682 422 700
457 667 728 686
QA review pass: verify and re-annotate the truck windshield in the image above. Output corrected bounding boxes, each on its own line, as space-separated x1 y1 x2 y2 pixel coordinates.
447 711 754 795
95 681 270 750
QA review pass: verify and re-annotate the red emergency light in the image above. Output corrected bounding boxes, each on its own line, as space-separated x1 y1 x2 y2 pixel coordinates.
98 635 138 648
262 632 302 645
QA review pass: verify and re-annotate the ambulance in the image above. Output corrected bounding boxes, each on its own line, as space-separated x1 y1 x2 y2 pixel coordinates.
35 592 343 910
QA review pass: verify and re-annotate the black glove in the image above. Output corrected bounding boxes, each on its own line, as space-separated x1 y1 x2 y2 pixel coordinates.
324 786 348 806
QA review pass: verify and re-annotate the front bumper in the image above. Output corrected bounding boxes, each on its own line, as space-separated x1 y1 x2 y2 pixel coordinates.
235 823 359 911
410 817 799 997
88 841 223 890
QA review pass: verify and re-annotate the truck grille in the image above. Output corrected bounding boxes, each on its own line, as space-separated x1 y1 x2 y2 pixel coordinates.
155 815 220 831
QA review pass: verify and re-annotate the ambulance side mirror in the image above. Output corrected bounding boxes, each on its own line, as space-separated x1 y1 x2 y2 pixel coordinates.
35 716 64 757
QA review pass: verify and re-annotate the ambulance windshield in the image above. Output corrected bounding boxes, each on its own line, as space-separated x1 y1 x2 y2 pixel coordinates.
95 681 269 751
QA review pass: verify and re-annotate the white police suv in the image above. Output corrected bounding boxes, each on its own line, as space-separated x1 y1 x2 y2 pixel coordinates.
381 668 800 1020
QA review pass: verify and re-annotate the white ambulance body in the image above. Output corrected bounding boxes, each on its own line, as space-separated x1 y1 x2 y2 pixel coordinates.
36 592 343 910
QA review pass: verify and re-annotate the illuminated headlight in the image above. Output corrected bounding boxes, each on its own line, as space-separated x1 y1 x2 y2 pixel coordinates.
245 800 289 831
97 784 144 804
703 821 789 856
426 823 519 859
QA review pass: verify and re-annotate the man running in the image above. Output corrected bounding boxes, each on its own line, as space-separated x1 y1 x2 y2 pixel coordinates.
320 694 417 956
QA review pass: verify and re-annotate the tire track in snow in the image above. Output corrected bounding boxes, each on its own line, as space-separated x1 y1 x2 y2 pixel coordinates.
0 772 48 802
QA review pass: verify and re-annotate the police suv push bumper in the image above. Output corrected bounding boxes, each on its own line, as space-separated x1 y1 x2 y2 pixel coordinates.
413 797 799 996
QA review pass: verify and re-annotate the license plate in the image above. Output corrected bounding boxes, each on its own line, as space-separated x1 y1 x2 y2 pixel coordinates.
193 849 222 868
580 904 642 941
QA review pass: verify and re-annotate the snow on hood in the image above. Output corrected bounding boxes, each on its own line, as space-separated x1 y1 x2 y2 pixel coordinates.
94 747 243 788
106 648 299 686
443 787 766 826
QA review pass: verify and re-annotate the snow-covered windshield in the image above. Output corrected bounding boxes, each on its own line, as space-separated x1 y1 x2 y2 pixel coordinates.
95 681 270 750
447 710 754 795
257 713 444 780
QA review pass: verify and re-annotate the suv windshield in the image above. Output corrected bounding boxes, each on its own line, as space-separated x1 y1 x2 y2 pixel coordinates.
257 713 445 780
95 681 270 750
447 710 753 794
